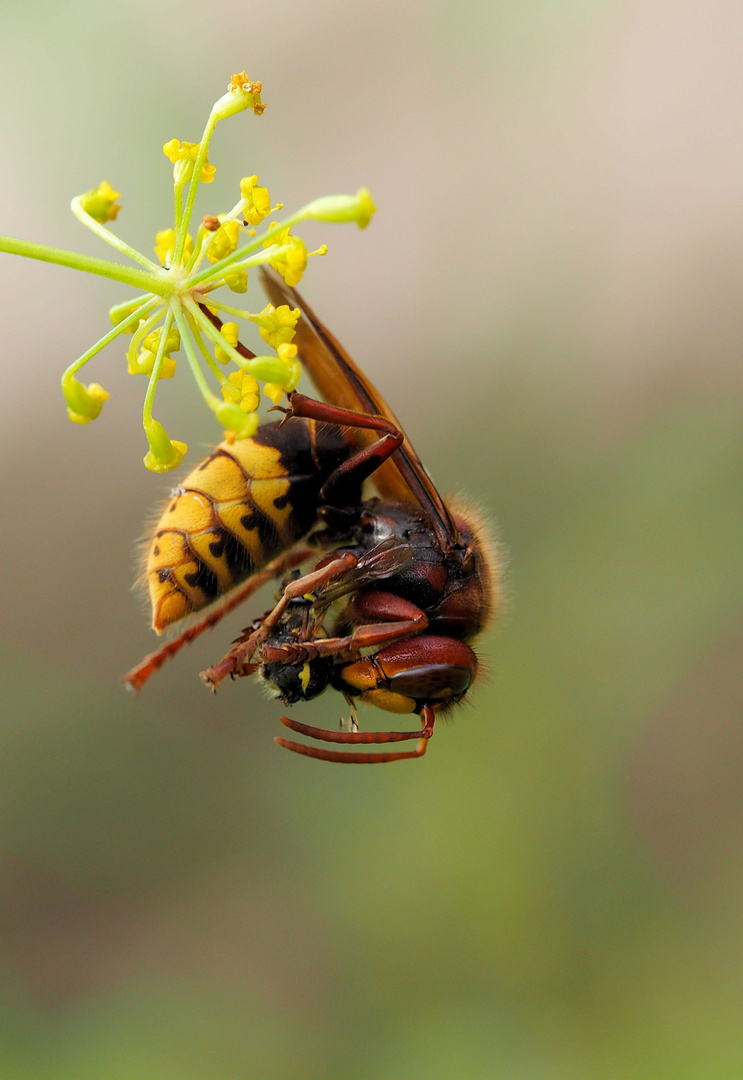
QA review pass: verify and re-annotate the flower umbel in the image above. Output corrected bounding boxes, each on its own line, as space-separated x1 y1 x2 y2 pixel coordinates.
0 72 376 472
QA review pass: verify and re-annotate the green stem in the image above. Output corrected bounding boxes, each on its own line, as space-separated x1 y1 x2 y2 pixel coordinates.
185 298 288 382
109 293 153 323
143 308 175 428
185 228 211 276
188 318 229 386
0 235 168 294
197 246 291 296
127 308 165 370
171 303 221 409
185 297 251 372
62 296 159 383
174 110 218 265
70 197 158 272
174 181 184 236
198 297 255 319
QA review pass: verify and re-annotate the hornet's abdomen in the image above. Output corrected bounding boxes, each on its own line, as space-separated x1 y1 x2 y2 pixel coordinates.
145 420 350 632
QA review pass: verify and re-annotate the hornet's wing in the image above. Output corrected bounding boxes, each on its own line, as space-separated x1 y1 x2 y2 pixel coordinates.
260 268 462 555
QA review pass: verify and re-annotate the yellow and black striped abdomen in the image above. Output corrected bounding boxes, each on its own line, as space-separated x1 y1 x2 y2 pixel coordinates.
146 419 350 632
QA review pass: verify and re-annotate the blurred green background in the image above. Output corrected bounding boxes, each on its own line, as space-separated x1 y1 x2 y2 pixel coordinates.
2 1 743 1076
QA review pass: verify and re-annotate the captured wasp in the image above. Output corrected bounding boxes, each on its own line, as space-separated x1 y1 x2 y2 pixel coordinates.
124 269 499 762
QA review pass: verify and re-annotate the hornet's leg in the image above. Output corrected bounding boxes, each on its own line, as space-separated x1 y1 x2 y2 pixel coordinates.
200 550 361 691
258 592 428 665
122 545 314 691
275 704 437 764
281 392 403 508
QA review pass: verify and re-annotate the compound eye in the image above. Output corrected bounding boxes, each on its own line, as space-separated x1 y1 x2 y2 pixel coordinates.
387 664 471 701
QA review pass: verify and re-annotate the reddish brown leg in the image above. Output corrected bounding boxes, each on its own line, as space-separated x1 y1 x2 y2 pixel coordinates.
200 550 360 690
122 545 314 691
284 392 403 506
275 704 436 763
259 592 428 664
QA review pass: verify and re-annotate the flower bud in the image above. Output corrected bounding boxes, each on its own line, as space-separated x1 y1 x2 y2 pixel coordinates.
77 181 122 224
215 401 260 439
247 356 294 384
303 188 376 229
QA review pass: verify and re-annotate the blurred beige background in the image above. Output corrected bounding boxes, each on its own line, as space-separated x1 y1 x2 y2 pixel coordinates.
1 1 743 1076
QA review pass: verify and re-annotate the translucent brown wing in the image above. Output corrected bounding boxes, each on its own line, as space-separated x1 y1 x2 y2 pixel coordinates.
260 268 462 554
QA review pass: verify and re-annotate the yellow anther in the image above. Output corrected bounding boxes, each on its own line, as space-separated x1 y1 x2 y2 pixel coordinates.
162 139 215 184
264 226 308 287
222 369 260 413
239 175 272 225
214 321 239 364
252 303 301 349
276 342 301 391
131 351 176 378
224 269 248 293
130 324 181 377
207 219 240 263
154 228 194 267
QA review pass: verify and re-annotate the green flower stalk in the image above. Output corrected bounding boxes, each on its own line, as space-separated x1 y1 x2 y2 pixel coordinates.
0 71 376 472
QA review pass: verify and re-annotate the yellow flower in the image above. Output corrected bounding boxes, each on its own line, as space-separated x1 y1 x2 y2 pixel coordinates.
222 370 260 413
212 73 267 120
129 325 180 377
162 139 215 184
252 303 300 349
154 228 193 267
78 181 121 224
224 269 248 293
63 377 110 425
239 175 272 226
214 321 239 364
276 342 301 391
9 72 378 472
207 218 240 263
143 420 187 473
264 226 308 287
